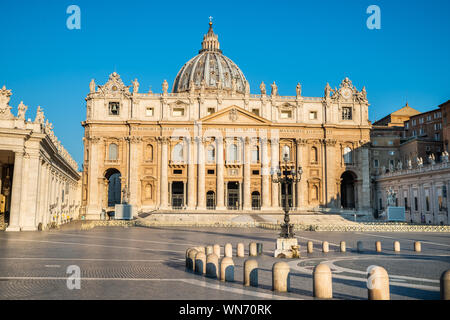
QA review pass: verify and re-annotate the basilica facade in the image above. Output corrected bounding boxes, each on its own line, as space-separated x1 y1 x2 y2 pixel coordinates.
81 22 372 220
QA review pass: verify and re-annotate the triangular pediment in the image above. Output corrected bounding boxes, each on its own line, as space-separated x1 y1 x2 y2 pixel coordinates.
199 106 271 125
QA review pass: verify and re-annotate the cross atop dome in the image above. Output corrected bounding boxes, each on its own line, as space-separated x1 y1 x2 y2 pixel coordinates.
200 18 221 53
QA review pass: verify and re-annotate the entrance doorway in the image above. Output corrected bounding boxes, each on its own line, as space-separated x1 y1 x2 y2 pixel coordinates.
251 191 261 210
341 171 356 209
206 191 215 210
227 181 239 210
172 181 184 209
105 168 121 207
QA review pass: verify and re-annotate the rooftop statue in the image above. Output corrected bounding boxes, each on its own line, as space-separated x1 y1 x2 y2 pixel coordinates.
296 83 302 97
162 80 169 94
271 81 278 96
260 81 266 95
89 79 96 93
17 101 27 120
132 78 139 93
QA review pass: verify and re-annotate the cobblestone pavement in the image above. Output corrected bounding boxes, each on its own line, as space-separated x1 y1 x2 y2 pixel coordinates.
0 226 448 300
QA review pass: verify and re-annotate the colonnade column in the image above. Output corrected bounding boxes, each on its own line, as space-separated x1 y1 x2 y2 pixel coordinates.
243 137 251 210
187 137 196 210
295 139 303 209
216 137 225 210
270 138 280 210
160 137 169 209
6 151 24 231
261 138 270 210
197 137 206 210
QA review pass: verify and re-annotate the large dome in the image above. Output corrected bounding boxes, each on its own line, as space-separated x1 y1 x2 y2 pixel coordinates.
172 22 248 94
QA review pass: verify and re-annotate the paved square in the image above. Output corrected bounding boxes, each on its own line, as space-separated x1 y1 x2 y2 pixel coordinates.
0 226 448 300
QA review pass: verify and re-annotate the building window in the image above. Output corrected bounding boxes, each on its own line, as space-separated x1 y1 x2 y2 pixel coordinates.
109 102 120 115
173 108 185 117
379 198 383 210
108 143 118 160
146 107 154 116
373 159 379 167
427 115 432 121
311 146 318 163
388 140 393 146
412 119 416 126
419 118 424 124
404 197 408 210
426 196 430 211
252 170 260 175
172 143 184 162
207 169 215 175
173 169 182 174
414 197 418 211
342 107 352 120
280 110 292 119
207 108 215 115
282 145 290 161
419 128 424 135
207 145 215 163
251 146 260 163
412 130 417 136
227 144 238 162
435 133 441 141
405 122 409 129
251 109 260 116
309 111 317 120
343 146 352 164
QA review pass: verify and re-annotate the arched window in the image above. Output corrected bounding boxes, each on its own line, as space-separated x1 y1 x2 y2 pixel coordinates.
282 145 290 161
228 143 238 162
146 144 153 162
207 145 215 163
251 146 260 163
108 143 118 160
172 143 184 162
343 146 353 164
311 146 318 163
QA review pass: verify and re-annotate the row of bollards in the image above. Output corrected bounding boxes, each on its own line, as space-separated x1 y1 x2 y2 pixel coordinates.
302 240 423 253
199 242 262 258
186 246 450 300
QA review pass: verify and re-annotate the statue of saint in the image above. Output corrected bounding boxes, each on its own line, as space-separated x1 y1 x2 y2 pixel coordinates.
17 101 27 120
387 187 397 207
132 78 139 93
260 81 266 95
162 80 169 94
296 83 302 97
271 81 278 96
324 83 332 98
89 79 96 93
429 153 436 165
417 157 423 168
397 160 403 171
407 158 412 169
442 151 449 163
244 81 250 95
231 78 237 93
35 106 45 124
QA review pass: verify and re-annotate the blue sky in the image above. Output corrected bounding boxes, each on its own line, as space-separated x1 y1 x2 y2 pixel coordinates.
1 0 449 167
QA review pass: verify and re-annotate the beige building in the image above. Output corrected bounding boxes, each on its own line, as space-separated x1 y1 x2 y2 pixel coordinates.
81 22 372 220
0 86 81 231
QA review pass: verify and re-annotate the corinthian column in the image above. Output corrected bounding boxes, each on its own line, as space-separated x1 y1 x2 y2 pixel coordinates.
216 137 225 210
261 138 270 210
243 137 251 210
187 137 196 210
296 138 304 209
160 137 169 209
271 138 280 210
197 137 206 210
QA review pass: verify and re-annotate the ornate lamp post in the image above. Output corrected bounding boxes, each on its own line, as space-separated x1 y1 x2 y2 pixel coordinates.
272 150 303 239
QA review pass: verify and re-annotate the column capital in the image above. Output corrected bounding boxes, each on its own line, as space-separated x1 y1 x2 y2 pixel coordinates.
269 138 279 144
295 138 307 145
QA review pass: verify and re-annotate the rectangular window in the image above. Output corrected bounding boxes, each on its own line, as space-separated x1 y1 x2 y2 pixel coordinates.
412 130 417 136
373 159 379 167
426 196 430 211
173 169 183 175
414 197 418 211
342 107 352 120
280 110 292 119
419 118 424 124
404 197 408 210
252 170 260 175
109 102 120 115
427 115 432 121
173 108 185 117
309 111 317 120
405 122 409 129
207 108 215 115
435 133 440 141
207 169 215 175
146 107 154 116
251 109 260 116
412 119 416 126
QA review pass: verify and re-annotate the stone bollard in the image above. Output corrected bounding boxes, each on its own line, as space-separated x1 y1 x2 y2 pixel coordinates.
394 241 400 252
195 246 206 254
441 270 450 300
367 266 390 300
213 244 221 257
237 243 245 257
224 243 233 257
322 241 329 253
313 263 333 299
340 241 346 253
244 259 258 287
186 248 194 268
272 261 290 292
414 241 421 253
220 257 235 282
249 242 257 256
187 249 198 272
307 241 314 254
205 245 214 255
357 241 364 253
206 253 219 279
375 241 382 253
195 252 206 275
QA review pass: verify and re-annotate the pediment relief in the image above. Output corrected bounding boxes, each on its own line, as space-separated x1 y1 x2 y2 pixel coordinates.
277 102 296 110
199 106 271 125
